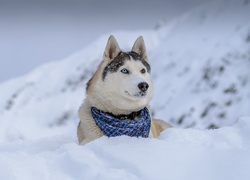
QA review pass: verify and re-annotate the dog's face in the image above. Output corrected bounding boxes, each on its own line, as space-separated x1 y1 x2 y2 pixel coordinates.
103 51 153 107
87 36 153 113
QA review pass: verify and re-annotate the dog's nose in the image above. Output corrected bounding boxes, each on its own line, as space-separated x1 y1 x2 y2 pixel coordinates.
138 82 149 92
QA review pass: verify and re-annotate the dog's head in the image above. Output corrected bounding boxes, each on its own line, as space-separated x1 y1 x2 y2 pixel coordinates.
86 35 153 114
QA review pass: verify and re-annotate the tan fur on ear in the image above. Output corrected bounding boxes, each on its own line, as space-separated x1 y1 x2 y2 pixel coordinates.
104 35 121 61
132 36 148 61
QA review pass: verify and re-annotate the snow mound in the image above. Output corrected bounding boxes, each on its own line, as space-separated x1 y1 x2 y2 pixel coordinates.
0 117 250 180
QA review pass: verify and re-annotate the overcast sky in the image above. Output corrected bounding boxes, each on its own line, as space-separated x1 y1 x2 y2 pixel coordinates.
0 0 204 83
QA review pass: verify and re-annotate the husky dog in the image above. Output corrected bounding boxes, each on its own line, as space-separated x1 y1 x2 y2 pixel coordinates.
77 35 171 145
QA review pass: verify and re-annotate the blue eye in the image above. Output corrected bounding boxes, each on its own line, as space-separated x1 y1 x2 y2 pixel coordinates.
121 68 129 74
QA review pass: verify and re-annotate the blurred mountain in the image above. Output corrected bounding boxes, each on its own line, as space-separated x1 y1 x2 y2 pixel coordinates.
151 0 250 128
0 0 250 143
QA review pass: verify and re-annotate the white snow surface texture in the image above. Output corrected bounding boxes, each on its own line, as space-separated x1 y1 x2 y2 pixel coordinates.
0 0 250 179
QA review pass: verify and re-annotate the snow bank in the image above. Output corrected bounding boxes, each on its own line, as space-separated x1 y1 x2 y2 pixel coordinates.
0 117 250 180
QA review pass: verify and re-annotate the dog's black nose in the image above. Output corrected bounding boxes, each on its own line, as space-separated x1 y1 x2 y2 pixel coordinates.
138 82 149 92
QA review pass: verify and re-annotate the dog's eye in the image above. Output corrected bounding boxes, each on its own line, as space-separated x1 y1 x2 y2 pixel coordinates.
121 68 129 74
141 68 146 74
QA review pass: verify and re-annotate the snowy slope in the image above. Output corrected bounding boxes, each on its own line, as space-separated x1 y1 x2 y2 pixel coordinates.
0 0 250 179
151 0 250 128
0 0 250 143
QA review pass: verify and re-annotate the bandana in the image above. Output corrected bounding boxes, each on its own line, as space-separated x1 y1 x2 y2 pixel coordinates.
91 107 151 138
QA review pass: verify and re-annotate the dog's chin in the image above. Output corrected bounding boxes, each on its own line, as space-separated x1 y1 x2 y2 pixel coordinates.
125 91 147 100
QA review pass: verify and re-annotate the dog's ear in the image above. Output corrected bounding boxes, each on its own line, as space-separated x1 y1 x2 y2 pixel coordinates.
104 35 121 61
132 36 148 61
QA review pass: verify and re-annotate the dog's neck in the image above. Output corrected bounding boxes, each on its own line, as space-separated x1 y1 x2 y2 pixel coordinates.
87 98 144 116
92 107 143 120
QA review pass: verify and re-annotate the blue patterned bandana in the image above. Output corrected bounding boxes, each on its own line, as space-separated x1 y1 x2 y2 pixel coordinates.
91 107 151 138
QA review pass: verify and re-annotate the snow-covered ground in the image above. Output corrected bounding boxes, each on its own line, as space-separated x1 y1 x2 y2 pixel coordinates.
0 0 250 179
0 117 250 180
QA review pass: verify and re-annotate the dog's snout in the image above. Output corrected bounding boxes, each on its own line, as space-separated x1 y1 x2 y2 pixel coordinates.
138 82 149 92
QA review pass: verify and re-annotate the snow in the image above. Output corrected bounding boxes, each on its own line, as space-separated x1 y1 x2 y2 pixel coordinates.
150 0 250 128
0 0 250 179
0 117 250 180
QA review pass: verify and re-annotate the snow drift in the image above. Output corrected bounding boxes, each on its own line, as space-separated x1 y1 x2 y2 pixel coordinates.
0 0 250 179
0 117 250 180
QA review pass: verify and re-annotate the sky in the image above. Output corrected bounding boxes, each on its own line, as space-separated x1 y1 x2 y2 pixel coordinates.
0 0 204 83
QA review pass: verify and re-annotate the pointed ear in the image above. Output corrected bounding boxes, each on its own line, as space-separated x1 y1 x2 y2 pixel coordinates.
103 35 121 61
131 36 148 61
